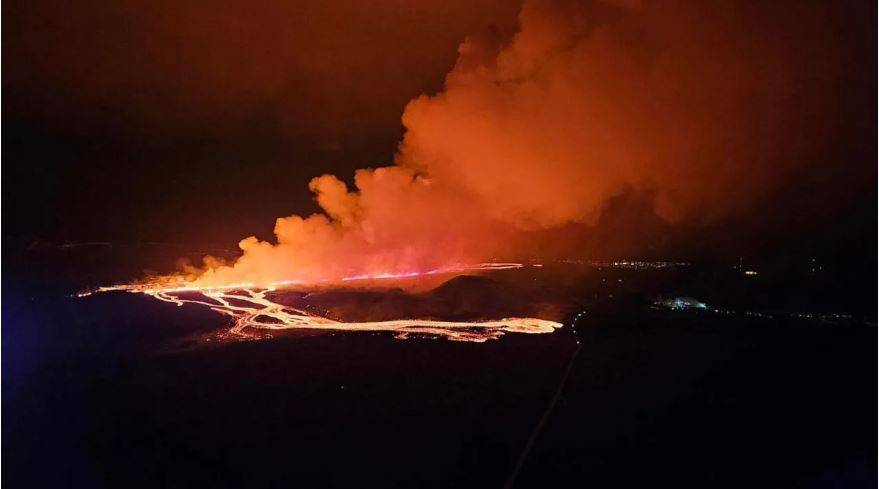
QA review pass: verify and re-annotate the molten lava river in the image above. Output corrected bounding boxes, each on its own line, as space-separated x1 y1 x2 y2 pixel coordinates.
80 263 562 343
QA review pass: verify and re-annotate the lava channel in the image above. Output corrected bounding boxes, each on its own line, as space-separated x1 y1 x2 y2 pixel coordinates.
149 288 562 342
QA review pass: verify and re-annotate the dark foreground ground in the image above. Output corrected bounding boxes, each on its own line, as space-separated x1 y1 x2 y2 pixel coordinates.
3 243 876 488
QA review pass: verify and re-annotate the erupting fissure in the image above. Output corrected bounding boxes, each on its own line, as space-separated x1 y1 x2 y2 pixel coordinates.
75 0 837 343
79 262 563 342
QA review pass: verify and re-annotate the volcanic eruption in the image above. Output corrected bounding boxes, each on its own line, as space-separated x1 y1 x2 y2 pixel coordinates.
85 0 862 340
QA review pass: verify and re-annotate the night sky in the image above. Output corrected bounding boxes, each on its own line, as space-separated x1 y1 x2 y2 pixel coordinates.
3 0 521 242
3 0 876 263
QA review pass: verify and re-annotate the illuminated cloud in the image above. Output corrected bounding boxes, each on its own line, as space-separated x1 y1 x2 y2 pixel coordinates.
125 0 857 288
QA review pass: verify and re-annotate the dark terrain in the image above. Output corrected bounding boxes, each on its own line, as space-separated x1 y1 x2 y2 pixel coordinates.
3 242 876 488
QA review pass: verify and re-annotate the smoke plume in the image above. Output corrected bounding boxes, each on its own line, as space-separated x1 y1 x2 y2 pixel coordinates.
179 0 853 287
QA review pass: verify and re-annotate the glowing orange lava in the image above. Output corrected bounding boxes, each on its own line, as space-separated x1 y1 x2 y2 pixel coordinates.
78 262 526 296
80 263 563 342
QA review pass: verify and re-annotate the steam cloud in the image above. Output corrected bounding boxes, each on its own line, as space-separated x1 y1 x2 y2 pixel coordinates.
181 0 849 287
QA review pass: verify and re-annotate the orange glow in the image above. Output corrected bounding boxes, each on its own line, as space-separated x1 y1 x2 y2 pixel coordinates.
80 262 562 342
150 287 560 342
78 262 525 296
137 0 839 293
89 0 842 328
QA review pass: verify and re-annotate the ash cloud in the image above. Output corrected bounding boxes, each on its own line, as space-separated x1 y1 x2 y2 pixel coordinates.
178 0 869 286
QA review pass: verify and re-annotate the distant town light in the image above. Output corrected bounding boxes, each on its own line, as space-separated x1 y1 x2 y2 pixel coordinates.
659 297 708 310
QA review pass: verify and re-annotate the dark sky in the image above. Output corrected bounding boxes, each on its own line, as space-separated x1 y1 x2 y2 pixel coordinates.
3 0 521 243
3 0 876 263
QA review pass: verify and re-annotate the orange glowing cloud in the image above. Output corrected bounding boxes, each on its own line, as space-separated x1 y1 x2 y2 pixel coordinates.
144 0 847 289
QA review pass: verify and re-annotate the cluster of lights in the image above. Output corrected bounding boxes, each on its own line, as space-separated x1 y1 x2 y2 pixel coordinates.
561 259 690 269
658 297 708 310
669 305 855 324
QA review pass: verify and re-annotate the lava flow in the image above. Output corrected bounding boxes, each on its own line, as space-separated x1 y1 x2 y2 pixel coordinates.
80 263 562 342
151 288 560 343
